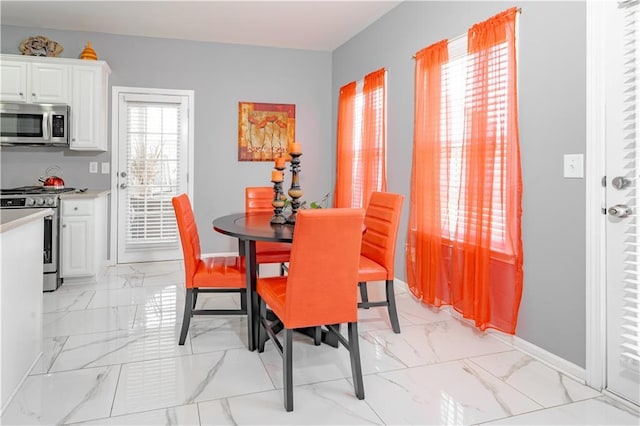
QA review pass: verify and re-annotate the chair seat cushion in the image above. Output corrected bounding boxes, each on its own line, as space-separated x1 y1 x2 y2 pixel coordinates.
256 241 291 264
192 256 245 288
358 255 388 282
256 276 288 321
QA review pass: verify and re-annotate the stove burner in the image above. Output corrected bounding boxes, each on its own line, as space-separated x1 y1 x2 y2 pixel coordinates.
0 186 76 195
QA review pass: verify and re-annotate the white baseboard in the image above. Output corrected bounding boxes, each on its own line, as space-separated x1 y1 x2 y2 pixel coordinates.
509 334 586 383
395 276 586 384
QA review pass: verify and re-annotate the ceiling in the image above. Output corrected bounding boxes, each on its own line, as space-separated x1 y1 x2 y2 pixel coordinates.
1 1 402 52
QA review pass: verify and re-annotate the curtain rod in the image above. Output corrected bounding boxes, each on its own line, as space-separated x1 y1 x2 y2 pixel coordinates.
411 7 522 59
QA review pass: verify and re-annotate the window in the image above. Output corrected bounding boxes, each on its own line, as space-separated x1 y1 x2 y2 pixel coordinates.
442 36 511 254
407 8 522 333
334 68 386 208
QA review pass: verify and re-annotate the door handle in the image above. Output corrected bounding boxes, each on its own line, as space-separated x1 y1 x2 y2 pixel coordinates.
120 183 127 189
608 204 632 218
612 176 631 190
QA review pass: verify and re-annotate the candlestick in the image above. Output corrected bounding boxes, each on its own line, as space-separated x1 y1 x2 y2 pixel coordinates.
286 151 303 224
271 162 287 224
271 170 283 182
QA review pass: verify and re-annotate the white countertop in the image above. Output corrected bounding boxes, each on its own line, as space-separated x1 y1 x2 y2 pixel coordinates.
0 208 53 233
60 189 111 199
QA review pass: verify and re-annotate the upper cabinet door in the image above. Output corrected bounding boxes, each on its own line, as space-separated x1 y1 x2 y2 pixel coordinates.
0 60 28 102
70 64 109 151
30 63 69 104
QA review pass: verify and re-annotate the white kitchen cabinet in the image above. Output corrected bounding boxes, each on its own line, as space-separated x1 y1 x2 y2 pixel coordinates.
70 63 110 151
0 54 111 151
0 58 69 104
0 60 27 102
60 194 108 281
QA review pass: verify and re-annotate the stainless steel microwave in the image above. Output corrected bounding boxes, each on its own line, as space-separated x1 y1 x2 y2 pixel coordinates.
0 103 70 146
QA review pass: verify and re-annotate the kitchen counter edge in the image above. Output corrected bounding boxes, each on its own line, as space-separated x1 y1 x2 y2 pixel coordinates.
60 189 111 200
0 208 53 233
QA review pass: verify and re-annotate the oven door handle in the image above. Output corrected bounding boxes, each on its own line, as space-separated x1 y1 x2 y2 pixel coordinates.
42 112 50 141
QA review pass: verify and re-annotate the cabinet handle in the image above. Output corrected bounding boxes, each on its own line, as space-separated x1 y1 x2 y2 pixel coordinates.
74 207 78 210
32 93 36 97
62 224 67 228
18 92 23 96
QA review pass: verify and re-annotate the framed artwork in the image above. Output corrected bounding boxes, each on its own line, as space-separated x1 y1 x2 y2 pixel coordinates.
238 102 295 161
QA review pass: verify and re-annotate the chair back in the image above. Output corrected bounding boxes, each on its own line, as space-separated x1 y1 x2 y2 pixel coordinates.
284 208 365 328
172 194 201 288
361 192 404 278
245 186 273 212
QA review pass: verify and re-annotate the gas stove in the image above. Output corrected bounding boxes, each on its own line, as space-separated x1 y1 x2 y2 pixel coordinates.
0 185 76 292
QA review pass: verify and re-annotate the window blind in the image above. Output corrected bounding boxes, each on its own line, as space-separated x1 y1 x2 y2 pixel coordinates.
125 101 182 247
440 35 510 253
620 0 640 364
351 77 385 207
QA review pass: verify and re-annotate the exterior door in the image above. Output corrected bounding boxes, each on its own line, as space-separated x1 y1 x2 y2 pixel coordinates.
113 88 192 264
604 0 640 406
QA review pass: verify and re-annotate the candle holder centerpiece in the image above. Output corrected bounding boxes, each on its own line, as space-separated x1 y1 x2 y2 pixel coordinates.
286 149 303 224
270 159 287 224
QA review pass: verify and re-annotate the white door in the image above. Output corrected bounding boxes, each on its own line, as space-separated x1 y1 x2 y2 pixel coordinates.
604 0 640 406
113 88 193 264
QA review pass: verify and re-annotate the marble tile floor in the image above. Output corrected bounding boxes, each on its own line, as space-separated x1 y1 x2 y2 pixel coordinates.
2 260 639 425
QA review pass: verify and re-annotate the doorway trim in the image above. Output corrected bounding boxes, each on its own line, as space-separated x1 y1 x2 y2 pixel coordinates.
585 0 607 392
109 86 195 265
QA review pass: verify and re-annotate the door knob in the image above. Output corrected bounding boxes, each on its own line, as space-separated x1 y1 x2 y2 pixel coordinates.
608 204 632 218
612 176 631 190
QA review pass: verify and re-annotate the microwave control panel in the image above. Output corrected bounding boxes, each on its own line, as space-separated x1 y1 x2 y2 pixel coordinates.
52 115 65 138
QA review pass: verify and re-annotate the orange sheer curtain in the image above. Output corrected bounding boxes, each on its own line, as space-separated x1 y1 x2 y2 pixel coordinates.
406 40 449 306
407 8 523 333
334 68 386 208
334 81 356 208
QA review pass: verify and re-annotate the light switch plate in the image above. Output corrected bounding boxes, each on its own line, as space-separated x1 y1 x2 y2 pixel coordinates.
563 154 583 178
101 162 110 174
89 161 98 174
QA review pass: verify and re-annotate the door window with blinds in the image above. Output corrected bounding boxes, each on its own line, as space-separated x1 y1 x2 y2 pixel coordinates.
115 91 191 263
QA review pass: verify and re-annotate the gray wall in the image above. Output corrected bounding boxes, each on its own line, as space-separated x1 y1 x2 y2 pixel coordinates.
332 1 587 367
2 0 588 368
1 26 333 254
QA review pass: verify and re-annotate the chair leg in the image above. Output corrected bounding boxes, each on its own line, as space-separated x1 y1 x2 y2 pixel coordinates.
358 282 369 308
347 321 365 400
192 288 199 310
258 298 267 353
385 279 401 333
313 326 321 346
283 328 294 412
179 288 194 345
240 289 247 312
280 262 286 276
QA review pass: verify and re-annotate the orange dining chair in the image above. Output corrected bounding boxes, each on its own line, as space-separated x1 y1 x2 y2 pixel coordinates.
256 208 366 412
172 194 247 346
245 186 291 275
358 192 405 333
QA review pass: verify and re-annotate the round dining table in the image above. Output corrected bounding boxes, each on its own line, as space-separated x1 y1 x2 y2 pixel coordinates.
212 211 342 351
212 212 294 351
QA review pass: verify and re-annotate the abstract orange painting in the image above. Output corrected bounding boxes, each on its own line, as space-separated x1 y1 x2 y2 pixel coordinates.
238 102 296 161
